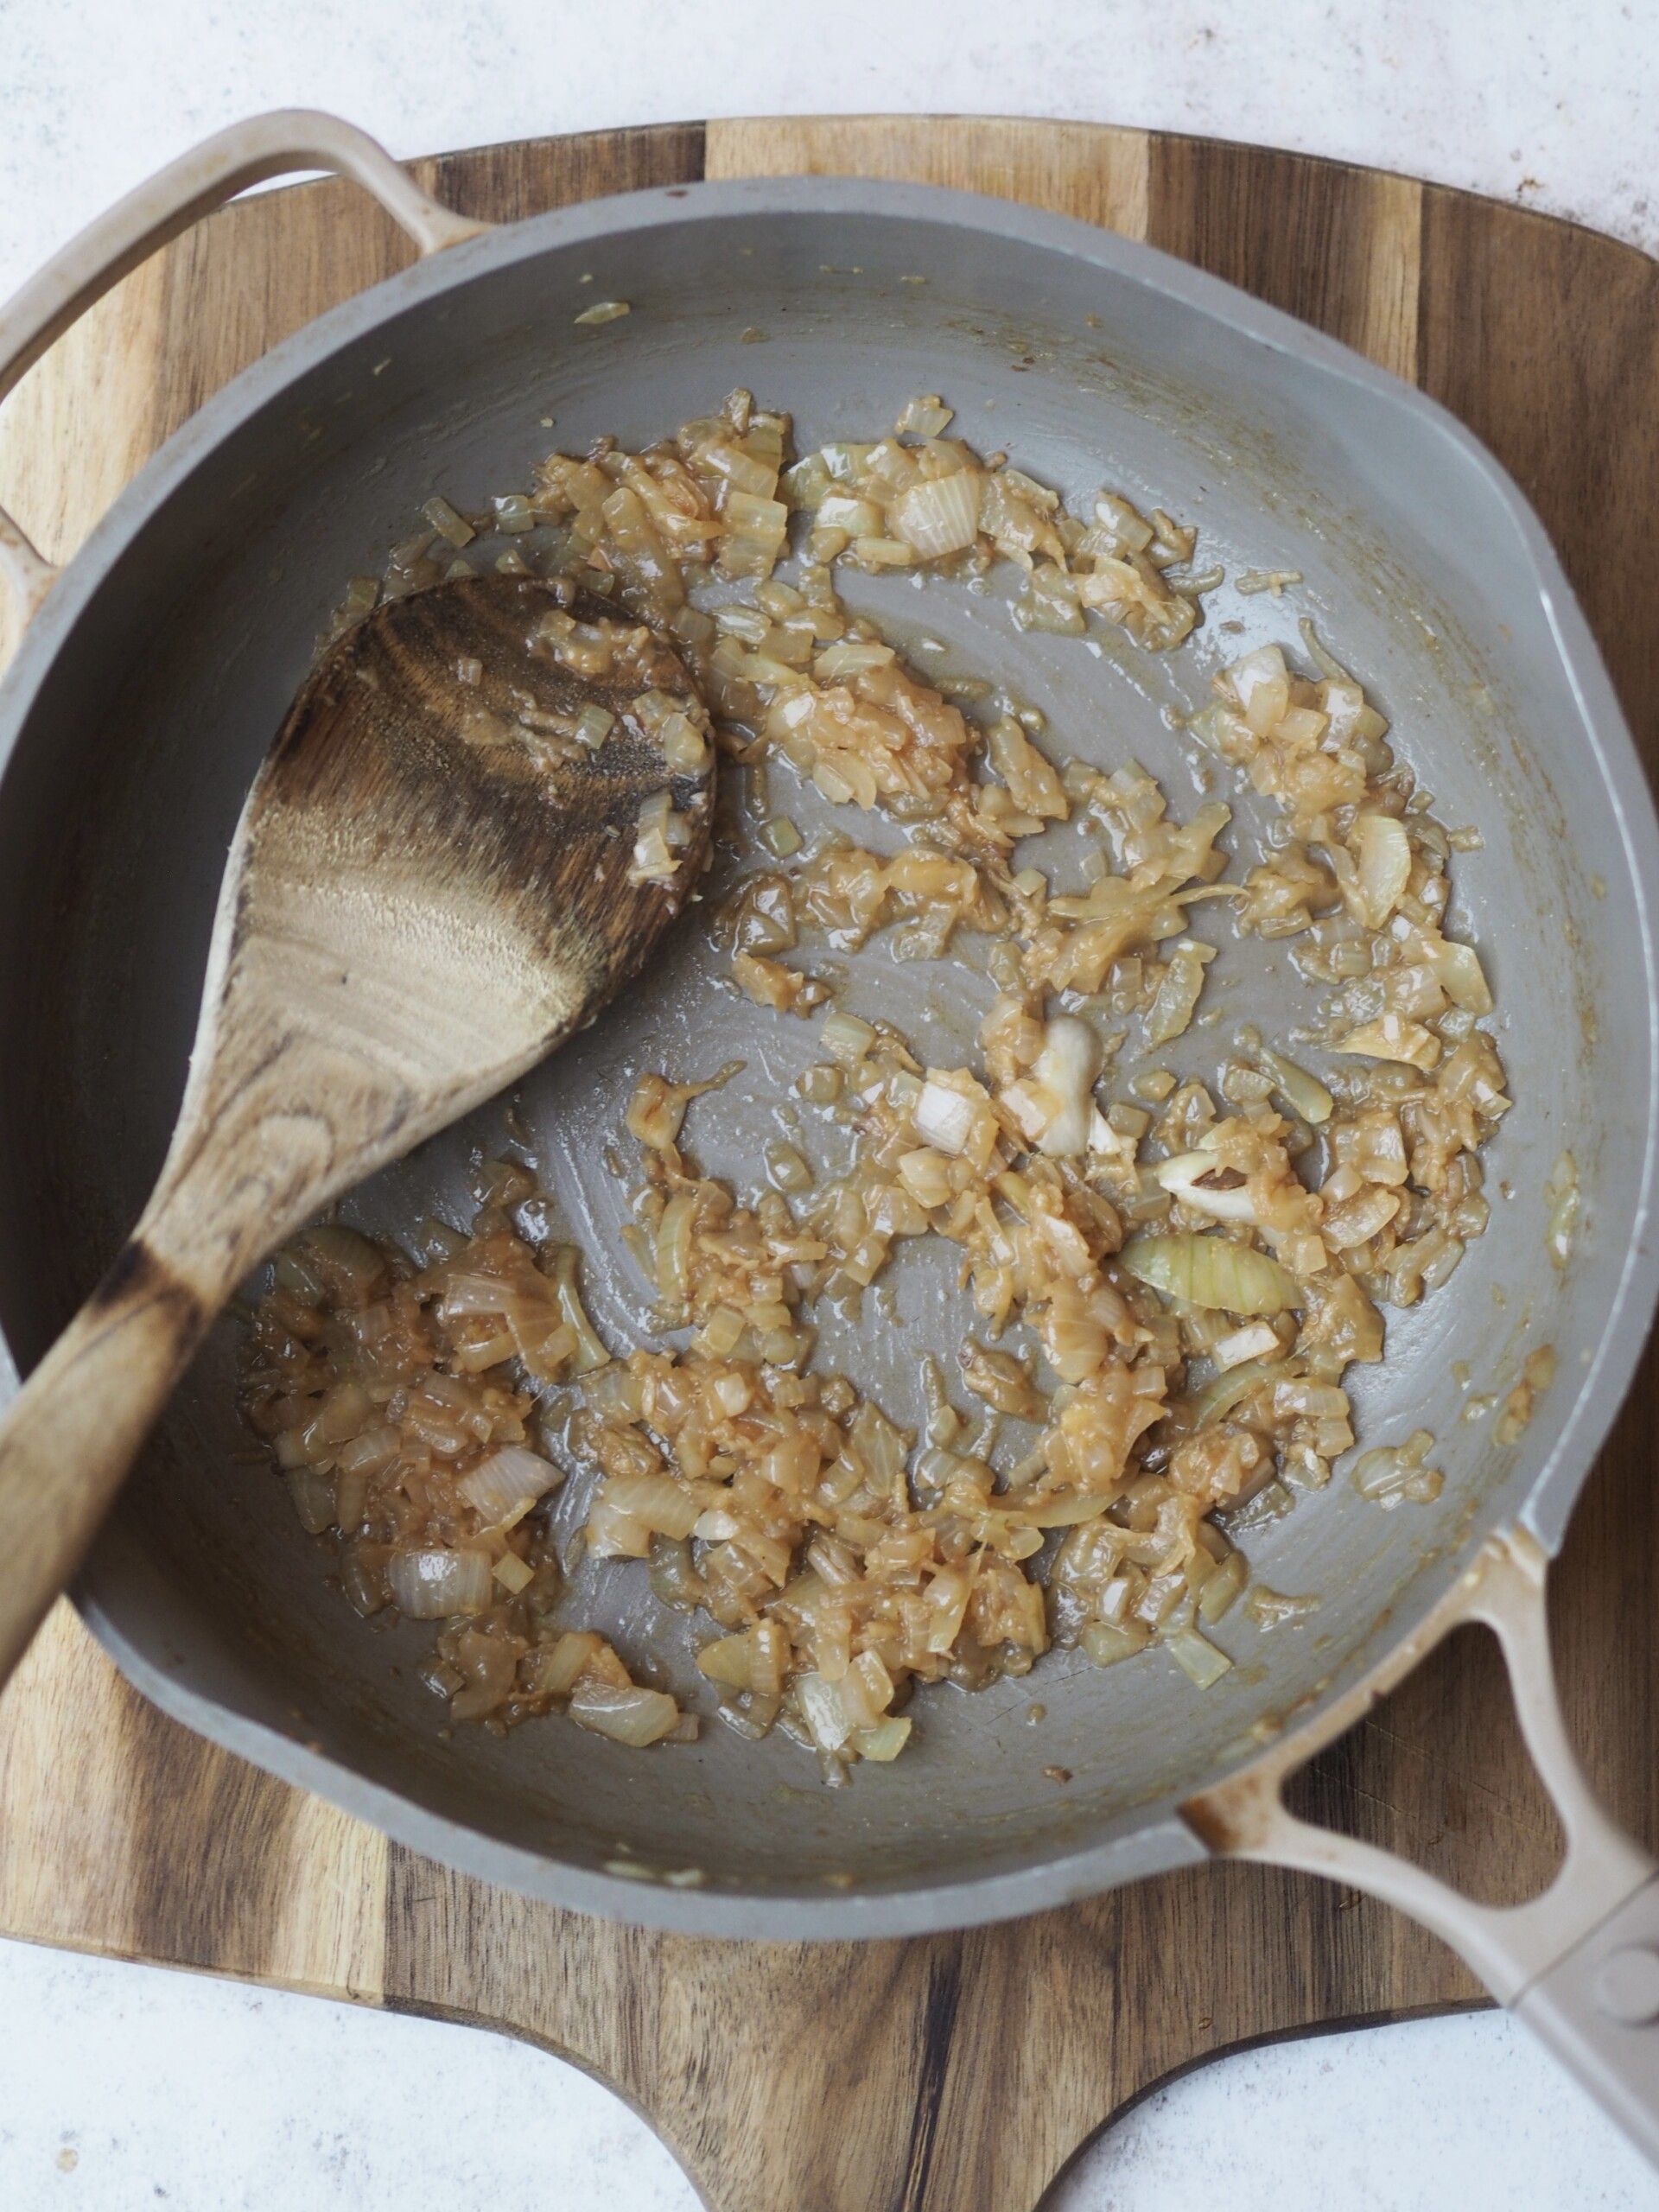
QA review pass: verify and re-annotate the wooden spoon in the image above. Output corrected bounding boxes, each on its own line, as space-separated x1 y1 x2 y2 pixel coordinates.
0 574 715 1685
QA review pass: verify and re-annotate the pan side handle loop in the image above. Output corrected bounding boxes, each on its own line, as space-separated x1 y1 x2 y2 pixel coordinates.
0 109 493 626
1183 1527 1659 2166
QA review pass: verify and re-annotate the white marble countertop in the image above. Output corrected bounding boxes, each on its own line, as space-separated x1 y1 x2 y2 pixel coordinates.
3 2 1659 2205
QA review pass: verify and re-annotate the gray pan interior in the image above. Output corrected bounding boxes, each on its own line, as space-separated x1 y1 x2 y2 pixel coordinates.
0 179 1654 1938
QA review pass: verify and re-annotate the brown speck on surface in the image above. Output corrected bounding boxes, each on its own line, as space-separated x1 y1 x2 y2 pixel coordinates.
1497 1345 1557 1446
1085 312 1102 327
56 2147 78 2172
1043 1764 1072 1784
1027 1703 1047 1725
1197 2013 1213 2031
823 1871 855 1889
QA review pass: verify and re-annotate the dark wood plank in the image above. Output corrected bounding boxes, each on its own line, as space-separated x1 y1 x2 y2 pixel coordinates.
1421 182 1659 766
1147 134 1421 379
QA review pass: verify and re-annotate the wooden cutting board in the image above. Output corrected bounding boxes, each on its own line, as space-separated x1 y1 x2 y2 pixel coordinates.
1 116 1656 2212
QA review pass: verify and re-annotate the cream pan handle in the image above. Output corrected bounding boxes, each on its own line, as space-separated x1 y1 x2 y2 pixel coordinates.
1184 1528 1659 2165
0 109 491 620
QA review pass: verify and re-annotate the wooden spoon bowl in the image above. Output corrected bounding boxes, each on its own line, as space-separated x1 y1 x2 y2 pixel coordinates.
0 573 713 1684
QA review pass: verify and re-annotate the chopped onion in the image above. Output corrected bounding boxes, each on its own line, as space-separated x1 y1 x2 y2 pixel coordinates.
1429 937 1493 1014
1192 1354 1287 1427
1350 813 1411 928
574 703 615 750
569 1680 681 1745
1166 1624 1233 1688
646 1532 702 1613
549 1246 610 1373
629 788 681 884
718 490 790 580
1227 645 1291 734
849 1716 912 1761
1334 1014 1441 1069
1154 1152 1258 1224
913 1079 977 1156
1257 1046 1332 1125
422 495 474 548
1030 1016 1099 1157
436 1271 518 1319
536 1630 604 1695
697 1634 755 1689
460 1445 561 1523
895 394 955 436
296 1224 386 1301
388 1547 493 1620
1120 1233 1301 1316
597 1469 702 1541
1145 940 1216 1046
333 575 380 630
1213 1321 1281 1370
654 709 710 775
285 1467 335 1535
1090 492 1154 552
1016 563 1086 635
335 1427 399 1482
821 1011 875 1065
654 1191 698 1306
1082 1618 1151 1666
1198 1551 1248 1624
797 1673 852 1752
1352 1428 1442 1509
853 537 917 569
1544 1150 1580 1270
817 493 885 537
765 1139 813 1192
1245 1586 1323 1629
780 453 834 509
891 468 982 559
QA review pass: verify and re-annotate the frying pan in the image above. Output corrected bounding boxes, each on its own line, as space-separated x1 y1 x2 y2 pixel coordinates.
3 114 1658 2154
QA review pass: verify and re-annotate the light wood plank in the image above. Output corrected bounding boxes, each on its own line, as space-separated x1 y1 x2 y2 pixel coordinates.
1352 170 1423 382
708 114 1149 239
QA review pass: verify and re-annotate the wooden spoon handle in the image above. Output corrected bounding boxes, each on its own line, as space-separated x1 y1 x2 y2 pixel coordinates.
0 1237 213 1686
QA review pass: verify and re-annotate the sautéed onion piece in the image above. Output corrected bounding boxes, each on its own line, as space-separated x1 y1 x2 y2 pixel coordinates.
244 392 1512 1772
